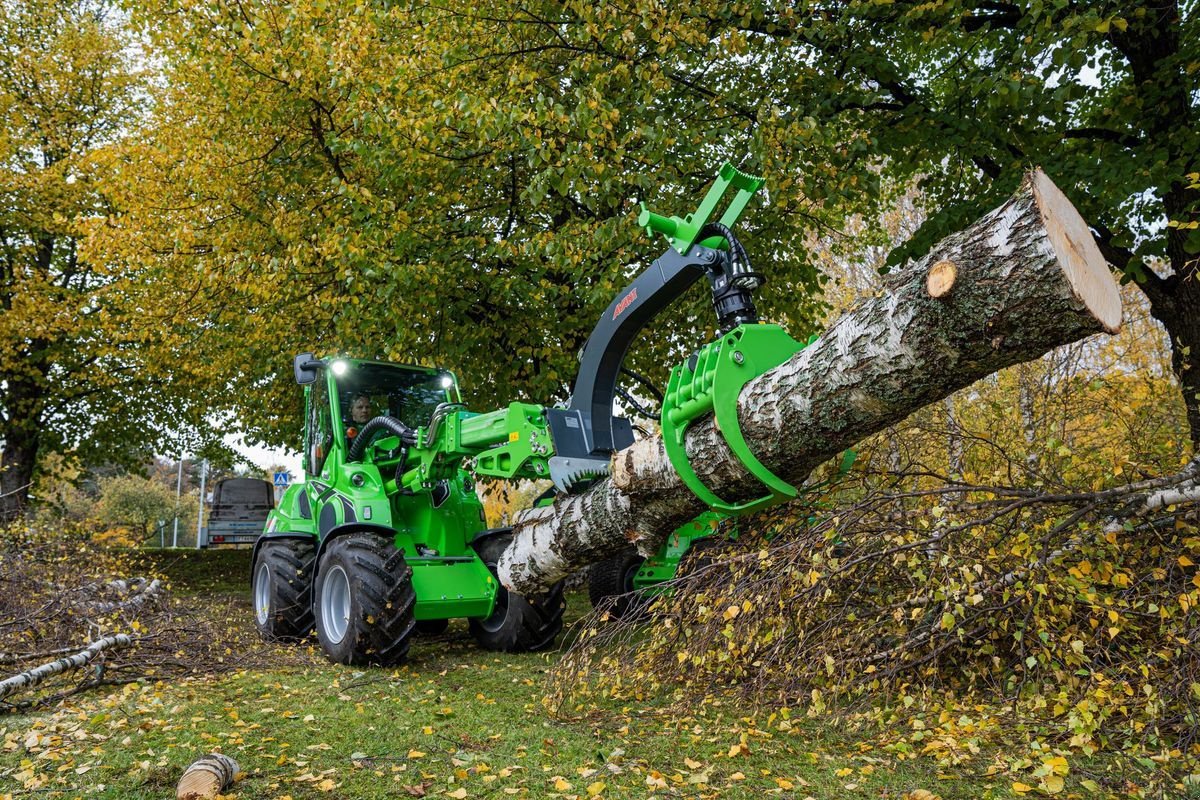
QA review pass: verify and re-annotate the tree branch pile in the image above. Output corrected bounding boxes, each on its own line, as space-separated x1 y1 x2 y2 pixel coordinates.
548 456 1200 755
0 531 316 711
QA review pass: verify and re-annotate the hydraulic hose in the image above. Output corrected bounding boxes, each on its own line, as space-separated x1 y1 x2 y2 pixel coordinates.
698 221 749 271
697 222 764 331
346 415 419 462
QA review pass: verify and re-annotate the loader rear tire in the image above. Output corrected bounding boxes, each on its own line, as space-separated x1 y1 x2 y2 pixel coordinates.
587 549 650 620
252 538 316 641
313 533 416 666
469 532 564 652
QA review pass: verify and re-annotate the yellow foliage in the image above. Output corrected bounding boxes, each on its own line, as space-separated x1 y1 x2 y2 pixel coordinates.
91 526 140 549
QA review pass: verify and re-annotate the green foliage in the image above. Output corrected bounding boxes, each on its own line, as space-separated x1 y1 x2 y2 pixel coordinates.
108 0 1199 454
106 0 843 450
96 473 187 536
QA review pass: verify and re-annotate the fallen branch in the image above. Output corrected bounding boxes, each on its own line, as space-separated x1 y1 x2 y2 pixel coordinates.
86 578 164 612
0 634 135 701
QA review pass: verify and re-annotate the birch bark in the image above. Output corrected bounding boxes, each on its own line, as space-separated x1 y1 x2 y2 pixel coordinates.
499 170 1122 595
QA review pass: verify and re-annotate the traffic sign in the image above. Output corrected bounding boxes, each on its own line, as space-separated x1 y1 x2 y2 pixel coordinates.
273 471 291 487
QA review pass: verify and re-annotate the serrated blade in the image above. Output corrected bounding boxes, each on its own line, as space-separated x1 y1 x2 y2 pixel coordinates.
547 456 610 493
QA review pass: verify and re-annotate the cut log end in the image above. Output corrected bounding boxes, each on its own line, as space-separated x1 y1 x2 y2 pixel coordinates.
176 753 240 800
926 259 957 298
1031 169 1122 334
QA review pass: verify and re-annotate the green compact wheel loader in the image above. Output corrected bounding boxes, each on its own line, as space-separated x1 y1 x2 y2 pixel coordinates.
252 162 835 664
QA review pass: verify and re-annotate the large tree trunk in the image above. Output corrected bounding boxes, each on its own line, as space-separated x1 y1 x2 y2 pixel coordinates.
0 373 46 524
498 170 1122 595
0 428 38 524
1144 275 1200 452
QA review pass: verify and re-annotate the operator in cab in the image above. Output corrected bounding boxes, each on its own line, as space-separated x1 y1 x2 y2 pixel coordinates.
346 393 374 444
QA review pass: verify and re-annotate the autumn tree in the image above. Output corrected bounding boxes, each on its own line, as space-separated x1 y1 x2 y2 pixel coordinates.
112 0 842 453
0 0 211 522
120 1 1197 462
95 473 177 538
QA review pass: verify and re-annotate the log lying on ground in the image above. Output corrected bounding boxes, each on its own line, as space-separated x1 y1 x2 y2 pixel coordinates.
0 634 134 700
176 753 240 800
498 169 1122 595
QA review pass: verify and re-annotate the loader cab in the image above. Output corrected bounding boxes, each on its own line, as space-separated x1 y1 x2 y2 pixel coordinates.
302 358 461 478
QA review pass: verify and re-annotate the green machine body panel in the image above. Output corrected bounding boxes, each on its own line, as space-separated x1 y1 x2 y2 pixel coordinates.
633 511 731 591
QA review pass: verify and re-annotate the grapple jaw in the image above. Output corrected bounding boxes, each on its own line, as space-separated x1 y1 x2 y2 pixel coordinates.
546 455 613 493
544 407 634 493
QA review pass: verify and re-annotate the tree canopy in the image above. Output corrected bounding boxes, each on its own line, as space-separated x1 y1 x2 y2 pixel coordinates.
107 0 1197 456
6 1 1193 517
0 1 164 520
0 0 254 521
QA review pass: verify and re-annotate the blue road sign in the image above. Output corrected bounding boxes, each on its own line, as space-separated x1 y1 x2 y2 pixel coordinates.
273 471 291 487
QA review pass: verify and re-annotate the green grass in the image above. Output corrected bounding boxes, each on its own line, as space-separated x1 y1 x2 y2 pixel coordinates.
0 549 1157 799
2 647 992 799
139 546 254 596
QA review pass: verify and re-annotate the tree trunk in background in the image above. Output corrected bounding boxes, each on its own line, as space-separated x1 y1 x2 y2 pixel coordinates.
1148 276 1200 452
0 376 43 523
0 432 37 524
944 396 963 479
498 170 1123 595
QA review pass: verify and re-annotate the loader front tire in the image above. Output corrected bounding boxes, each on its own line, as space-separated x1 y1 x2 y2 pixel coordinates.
469 532 564 652
313 533 416 666
587 549 649 620
252 538 316 641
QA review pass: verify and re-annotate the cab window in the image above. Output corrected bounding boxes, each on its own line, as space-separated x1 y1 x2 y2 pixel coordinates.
307 371 333 475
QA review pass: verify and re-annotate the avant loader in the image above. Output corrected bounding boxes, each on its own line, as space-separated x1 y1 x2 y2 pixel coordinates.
252 164 824 665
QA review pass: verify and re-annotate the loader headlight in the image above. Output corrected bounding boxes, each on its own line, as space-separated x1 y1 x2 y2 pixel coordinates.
440 374 453 389
331 360 348 376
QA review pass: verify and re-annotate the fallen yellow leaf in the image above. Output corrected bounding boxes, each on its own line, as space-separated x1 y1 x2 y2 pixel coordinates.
1042 775 1065 794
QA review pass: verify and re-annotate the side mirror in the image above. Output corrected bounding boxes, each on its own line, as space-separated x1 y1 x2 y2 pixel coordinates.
293 353 322 385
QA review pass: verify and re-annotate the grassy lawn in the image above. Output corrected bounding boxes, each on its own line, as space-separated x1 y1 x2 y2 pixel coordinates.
0 549 1161 799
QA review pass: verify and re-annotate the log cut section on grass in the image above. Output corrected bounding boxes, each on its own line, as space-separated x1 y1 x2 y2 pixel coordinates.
498 169 1123 595
176 753 240 800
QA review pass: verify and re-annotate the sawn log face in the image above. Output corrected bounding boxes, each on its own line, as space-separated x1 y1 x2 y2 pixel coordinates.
498 170 1122 595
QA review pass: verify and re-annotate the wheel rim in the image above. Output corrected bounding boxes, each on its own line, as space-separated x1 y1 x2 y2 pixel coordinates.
479 563 509 633
254 561 271 626
621 559 643 594
321 564 352 645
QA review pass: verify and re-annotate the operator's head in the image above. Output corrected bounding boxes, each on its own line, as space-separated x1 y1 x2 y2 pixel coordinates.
350 393 373 425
